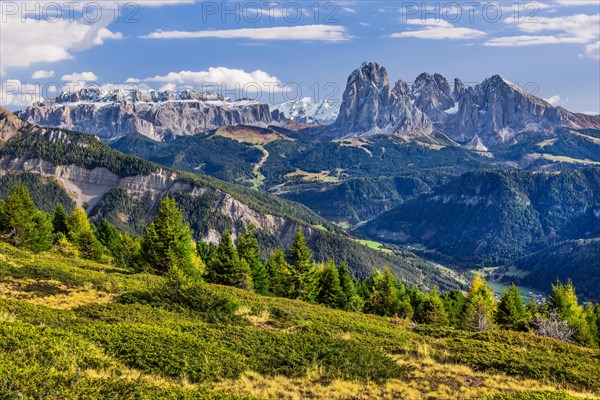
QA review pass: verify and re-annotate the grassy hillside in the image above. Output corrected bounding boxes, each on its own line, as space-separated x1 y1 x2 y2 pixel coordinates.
0 242 598 399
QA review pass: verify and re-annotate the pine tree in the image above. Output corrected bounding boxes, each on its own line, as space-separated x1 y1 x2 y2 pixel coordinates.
495 283 526 330
366 267 404 317
549 280 582 323
265 247 293 298
112 232 141 269
96 219 119 251
206 230 240 286
415 290 449 326
140 196 200 278
236 225 269 294
441 290 467 328
462 275 496 331
51 204 70 236
67 208 103 261
315 260 344 308
0 186 52 252
286 227 317 301
338 261 359 311
197 241 218 265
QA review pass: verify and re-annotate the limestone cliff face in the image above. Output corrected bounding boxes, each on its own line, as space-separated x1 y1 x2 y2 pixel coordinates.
333 62 433 138
331 63 600 148
16 88 284 142
0 107 314 245
0 155 312 244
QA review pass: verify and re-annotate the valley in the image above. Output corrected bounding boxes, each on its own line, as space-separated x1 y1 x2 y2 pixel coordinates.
8 61 600 302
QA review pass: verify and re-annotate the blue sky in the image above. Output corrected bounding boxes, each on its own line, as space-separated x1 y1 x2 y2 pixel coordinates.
1 0 599 113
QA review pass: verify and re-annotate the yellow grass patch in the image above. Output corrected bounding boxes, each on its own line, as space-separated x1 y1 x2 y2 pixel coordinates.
215 125 290 145
207 356 596 400
536 138 559 148
0 278 113 309
334 137 374 156
284 169 340 183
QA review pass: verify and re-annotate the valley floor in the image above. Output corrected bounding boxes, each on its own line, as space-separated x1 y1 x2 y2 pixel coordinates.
0 242 598 400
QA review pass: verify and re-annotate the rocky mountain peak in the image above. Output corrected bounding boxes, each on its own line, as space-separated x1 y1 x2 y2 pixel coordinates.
0 106 31 143
333 63 433 137
411 72 455 123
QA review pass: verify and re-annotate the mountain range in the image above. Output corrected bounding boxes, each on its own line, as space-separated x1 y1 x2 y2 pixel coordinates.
18 62 600 150
6 61 600 301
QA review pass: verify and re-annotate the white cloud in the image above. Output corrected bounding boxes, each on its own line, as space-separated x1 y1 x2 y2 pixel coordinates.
61 72 98 82
583 41 600 59
142 25 351 42
552 0 599 6
485 35 588 46
544 95 561 105
134 67 284 93
0 15 122 74
515 14 599 41
159 83 178 92
342 7 355 13
0 79 46 107
125 78 142 83
391 19 486 40
486 13 600 58
31 70 55 79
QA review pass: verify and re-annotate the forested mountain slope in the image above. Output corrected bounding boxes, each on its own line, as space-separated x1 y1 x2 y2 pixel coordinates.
0 107 458 289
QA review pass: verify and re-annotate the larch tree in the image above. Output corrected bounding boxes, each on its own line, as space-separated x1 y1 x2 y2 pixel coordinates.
462 275 496 331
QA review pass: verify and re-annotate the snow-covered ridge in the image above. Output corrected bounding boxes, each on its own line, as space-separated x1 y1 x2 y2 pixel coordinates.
49 88 225 106
270 97 339 124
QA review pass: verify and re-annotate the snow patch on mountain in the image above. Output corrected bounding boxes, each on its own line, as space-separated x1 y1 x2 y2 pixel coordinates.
271 98 339 124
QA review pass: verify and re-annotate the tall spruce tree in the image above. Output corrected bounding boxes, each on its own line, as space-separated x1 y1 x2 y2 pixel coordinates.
315 260 344 308
206 230 240 286
236 225 269 294
415 290 449 326
286 227 316 301
338 261 360 311
0 186 52 252
140 196 200 278
366 267 404 317
495 283 526 330
584 303 598 347
51 204 70 236
266 247 293 297
441 290 467 328
96 219 119 252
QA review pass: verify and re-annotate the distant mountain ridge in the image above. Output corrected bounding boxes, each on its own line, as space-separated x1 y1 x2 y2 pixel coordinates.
16 62 600 148
17 88 285 141
332 62 600 148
